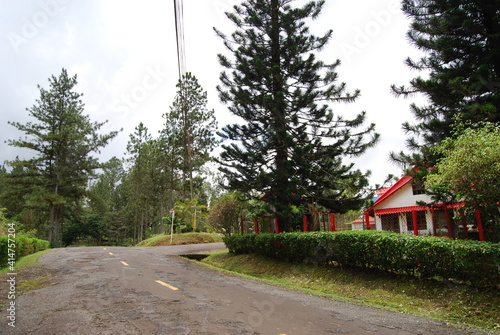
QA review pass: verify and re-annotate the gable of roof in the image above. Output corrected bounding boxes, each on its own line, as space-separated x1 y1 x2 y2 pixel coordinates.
373 175 413 207
364 175 414 216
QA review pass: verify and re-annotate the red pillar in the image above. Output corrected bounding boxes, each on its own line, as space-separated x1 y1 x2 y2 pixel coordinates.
365 212 371 230
253 217 259 234
411 210 419 236
475 209 485 242
303 216 308 232
330 213 336 232
274 217 280 234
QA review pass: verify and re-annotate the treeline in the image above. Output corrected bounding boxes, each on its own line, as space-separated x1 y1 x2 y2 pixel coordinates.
0 70 220 247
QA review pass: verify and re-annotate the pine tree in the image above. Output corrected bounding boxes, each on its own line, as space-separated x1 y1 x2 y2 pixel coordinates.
124 123 156 242
7 69 119 246
88 156 124 215
168 72 218 200
215 0 379 231
392 0 500 167
158 113 183 216
0 162 26 218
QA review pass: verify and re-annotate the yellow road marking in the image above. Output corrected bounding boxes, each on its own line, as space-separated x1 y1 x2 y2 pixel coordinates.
103 247 107 250
120 261 129 266
155 280 179 291
109 252 114 255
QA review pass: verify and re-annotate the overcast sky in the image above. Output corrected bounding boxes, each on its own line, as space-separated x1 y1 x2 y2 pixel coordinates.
0 0 425 187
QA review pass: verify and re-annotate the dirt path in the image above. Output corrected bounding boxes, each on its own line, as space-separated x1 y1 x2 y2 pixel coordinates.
0 244 489 334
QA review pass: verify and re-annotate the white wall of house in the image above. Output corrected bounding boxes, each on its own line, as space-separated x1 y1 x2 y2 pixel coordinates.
375 183 432 210
375 216 382 231
351 223 364 230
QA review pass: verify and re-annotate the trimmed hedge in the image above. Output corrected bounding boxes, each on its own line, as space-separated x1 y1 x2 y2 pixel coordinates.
223 231 500 287
0 236 51 268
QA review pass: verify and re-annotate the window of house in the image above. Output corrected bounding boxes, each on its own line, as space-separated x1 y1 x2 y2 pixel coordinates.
412 182 425 195
381 213 400 233
405 211 427 231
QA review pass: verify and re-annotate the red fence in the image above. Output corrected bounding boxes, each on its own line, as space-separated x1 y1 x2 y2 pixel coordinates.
243 212 355 234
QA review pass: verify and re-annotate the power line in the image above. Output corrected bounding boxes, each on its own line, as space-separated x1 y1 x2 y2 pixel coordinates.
173 0 186 80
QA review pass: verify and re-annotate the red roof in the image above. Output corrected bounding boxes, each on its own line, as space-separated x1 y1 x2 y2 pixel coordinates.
375 206 428 215
375 187 390 196
375 203 465 215
350 218 374 223
374 176 413 206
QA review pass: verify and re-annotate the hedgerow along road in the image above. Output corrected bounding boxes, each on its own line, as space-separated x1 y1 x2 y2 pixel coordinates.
2 243 482 334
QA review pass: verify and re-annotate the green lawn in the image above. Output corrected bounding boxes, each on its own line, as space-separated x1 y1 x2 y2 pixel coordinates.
135 232 223 247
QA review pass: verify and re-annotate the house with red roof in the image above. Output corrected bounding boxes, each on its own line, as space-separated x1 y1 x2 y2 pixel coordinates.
363 175 485 241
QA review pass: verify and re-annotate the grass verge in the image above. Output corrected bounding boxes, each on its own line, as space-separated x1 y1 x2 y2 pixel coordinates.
202 251 500 333
0 249 54 308
135 232 223 247
0 249 52 276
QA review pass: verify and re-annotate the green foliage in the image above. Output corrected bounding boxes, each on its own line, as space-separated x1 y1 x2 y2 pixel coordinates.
224 231 500 287
222 233 257 254
426 122 500 240
174 199 207 232
168 72 219 199
113 73 219 244
215 0 378 230
427 122 500 202
0 208 9 235
391 0 500 167
5 69 120 246
206 193 249 235
62 213 105 246
0 236 50 268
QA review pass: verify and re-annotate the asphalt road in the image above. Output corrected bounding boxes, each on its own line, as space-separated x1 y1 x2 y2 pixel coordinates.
1 243 488 334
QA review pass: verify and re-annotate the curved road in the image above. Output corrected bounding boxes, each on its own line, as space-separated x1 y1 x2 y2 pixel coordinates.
2 243 486 334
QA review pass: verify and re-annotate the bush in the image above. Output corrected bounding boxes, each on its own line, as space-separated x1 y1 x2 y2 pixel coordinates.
223 231 500 287
207 193 248 236
0 236 51 268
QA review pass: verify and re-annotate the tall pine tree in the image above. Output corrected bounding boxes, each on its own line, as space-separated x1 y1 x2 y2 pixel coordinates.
124 123 156 242
7 69 119 246
168 72 218 200
215 0 379 230
392 0 500 167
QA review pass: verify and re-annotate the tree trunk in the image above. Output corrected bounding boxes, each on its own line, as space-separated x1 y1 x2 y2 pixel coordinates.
53 204 62 247
270 0 291 231
48 204 55 245
307 203 320 231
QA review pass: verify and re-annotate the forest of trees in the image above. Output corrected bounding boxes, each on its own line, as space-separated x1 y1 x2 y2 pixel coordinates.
0 70 220 246
1 0 498 246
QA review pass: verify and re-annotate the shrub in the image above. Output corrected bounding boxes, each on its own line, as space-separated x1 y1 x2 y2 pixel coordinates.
207 193 248 236
0 236 51 268
223 231 500 287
